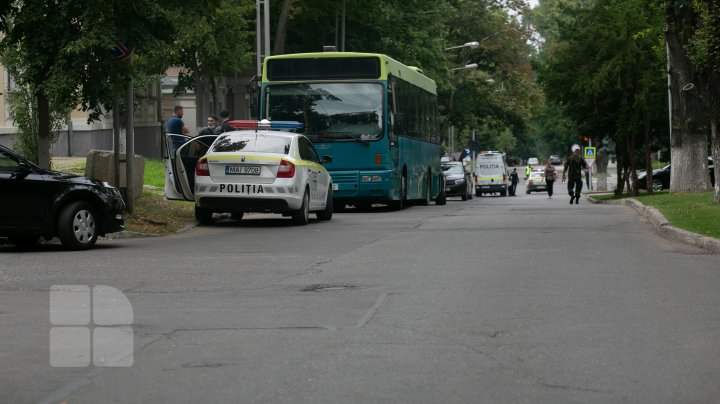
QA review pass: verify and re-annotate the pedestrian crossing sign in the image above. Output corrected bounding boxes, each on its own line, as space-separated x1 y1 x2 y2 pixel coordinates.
584 147 596 159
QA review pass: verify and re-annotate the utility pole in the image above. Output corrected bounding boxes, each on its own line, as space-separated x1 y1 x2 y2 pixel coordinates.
125 55 135 213
256 0 271 77
113 85 121 189
341 0 346 51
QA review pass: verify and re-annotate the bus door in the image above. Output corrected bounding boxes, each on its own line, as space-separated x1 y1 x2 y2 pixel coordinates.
388 80 401 166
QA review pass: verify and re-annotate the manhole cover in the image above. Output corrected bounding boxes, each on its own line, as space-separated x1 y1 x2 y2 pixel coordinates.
300 284 355 292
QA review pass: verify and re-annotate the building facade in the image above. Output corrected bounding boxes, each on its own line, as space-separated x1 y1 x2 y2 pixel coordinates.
0 65 258 160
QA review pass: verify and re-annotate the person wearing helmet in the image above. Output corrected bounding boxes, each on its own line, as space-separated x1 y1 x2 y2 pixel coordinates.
562 147 589 204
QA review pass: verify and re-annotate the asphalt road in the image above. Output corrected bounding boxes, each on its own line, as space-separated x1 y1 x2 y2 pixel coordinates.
1 180 719 403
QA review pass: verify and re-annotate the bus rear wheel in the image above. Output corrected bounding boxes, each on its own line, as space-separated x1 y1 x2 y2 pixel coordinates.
435 177 447 205
417 172 431 206
390 173 407 210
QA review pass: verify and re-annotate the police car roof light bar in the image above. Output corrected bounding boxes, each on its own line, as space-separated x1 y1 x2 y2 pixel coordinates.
228 120 305 130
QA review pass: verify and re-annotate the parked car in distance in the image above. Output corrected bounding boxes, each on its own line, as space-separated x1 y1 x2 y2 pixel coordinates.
527 157 539 166
442 161 473 201
0 145 126 249
165 120 334 225
637 160 715 191
526 170 547 194
549 155 561 165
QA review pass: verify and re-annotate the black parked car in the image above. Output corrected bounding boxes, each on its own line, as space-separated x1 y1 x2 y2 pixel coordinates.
442 161 473 201
637 160 715 191
0 145 125 249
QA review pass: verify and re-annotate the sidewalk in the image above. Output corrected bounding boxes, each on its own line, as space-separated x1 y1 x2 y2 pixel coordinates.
588 194 720 253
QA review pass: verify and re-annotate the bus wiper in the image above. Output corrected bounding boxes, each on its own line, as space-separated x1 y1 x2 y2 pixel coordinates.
313 131 371 144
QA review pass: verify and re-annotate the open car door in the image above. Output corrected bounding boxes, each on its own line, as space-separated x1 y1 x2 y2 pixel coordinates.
164 134 218 201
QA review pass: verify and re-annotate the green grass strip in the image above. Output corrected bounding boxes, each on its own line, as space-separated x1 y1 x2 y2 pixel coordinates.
594 191 720 239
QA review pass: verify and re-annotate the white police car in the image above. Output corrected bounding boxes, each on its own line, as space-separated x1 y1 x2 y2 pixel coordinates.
165 120 333 225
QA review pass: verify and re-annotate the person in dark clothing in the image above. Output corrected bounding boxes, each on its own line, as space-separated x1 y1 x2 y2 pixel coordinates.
198 115 220 136
218 110 233 133
509 168 519 196
544 159 557 198
562 148 589 204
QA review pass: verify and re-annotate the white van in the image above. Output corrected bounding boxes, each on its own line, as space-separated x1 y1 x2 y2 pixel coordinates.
474 152 508 196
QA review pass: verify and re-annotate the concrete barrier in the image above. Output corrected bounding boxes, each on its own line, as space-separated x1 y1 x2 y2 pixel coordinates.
85 150 144 201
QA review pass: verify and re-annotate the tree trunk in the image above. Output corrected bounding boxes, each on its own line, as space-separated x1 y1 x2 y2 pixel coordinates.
595 147 608 191
712 118 720 203
615 146 626 195
665 25 710 192
209 76 218 115
626 133 639 196
36 90 51 170
272 0 293 55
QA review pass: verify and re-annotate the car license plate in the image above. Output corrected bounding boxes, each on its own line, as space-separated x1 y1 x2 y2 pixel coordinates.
445 187 451 192
225 165 260 175
481 185 490 189
332 183 339 191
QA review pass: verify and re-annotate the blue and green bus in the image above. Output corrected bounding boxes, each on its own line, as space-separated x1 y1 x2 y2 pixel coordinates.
259 52 446 209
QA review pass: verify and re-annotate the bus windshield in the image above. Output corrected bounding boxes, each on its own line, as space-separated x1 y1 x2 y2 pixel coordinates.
264 83 383 143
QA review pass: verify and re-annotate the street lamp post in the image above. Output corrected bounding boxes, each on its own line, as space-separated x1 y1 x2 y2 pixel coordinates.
444 42 479 160
450 63 479 72
444 41 480 52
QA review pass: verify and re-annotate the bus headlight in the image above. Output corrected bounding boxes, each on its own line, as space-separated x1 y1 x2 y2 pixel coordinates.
361 175 382 182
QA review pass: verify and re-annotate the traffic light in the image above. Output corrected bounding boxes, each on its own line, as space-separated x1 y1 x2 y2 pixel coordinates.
583 135 589 142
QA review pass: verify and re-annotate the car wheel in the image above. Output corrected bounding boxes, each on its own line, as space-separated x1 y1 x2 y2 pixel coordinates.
292 189 310 225
195 206 213 225
500 189 507 197
57 201 98 250
652 179 663 191
230 212 244 221
9 236 40 248
316 186 333 221
526 189 531 194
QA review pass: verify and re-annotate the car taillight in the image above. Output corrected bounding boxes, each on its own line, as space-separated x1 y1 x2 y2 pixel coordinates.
277 159 295 178
195 157 210 176
503 174 507 182
528 180 534 185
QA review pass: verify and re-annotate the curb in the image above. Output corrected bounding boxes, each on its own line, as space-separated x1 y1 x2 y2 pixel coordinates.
101 222 197 240
588 194 720 254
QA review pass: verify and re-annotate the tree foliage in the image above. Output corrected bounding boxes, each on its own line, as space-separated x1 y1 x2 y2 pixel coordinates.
272 0 540 158
166 0 255 110
0 0 174 168
533 0 668 194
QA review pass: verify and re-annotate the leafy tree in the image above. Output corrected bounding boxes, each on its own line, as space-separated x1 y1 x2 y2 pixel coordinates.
166 0 255 113
441 1 541 157
272 0 541 157
660 0 713 192
534 0 667 194
6 84 67 165
0 0 174 168
686 0 720 202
